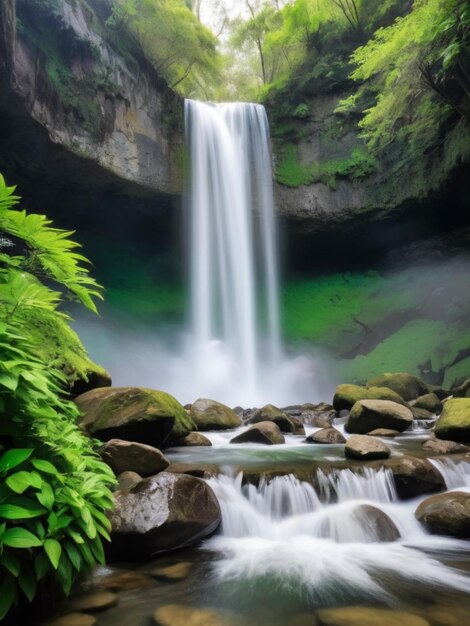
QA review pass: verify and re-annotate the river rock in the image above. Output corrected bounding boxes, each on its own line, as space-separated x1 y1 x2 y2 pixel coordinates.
230 422 285 445
416 491 470 538
422 437 468 454
382 456 444 499
109 472 221 557
352 504 400 541
151 562 192 580
410 407 434 421
96 571 154 592
346 400 413 434
366 428 400 437
190 398 241 431
76 387 194 447
68 592 118 612
101 439 169 476
153 605 236 626
117 471 142 492
47 615 97 626
434 398 470 442
249 404 305 434
422 604 470 626
366 372 428 401
345 435 390 460
410 392 442 414
333 384 406 411
173 432 212 446
305 428 346 444
301 409 335 428
317 607 429 626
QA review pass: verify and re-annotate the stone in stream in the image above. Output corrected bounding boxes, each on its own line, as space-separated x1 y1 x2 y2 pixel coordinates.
415 491 470 538
230 421 285 445
68 592 118 612
317 607 429 626
410 407 434 421
153 605 237 626
248 403 305 435
117 471 142 492
410 392 442 414
366 428 400 437
101 439 169 476
366 372 428 401
76 387 194 447
172 432 212 446
305 427 346 444
381 455 444 499
109 472 221 558
150 562 192 580
422 437 468 454
301 409 335 428
352 504 400 541
345 435 390 460
434 398 470 442
190 398 241 431
95 571 154 592
46 615 97 626
422 604 470 626
346 400 413 434
333 384 406 411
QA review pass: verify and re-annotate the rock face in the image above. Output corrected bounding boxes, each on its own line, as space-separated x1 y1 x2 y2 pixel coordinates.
101 439 169 476
248 404 305 435
76 387 195 447
0 0 183 196
190 398 242 431
305 427 346 444
416 491 470 538
345 435 390 460
230 422 285 445
367 373 428 401
109 472 221 557
382 456 444 499
346 400 413 434
434 398 470 442
333 384 405 411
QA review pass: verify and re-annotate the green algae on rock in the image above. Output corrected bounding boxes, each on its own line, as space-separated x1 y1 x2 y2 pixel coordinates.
333 384 406 411
434 398 470 442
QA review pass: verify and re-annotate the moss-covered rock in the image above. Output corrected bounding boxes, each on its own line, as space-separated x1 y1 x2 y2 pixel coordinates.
190 398 241 431
367 372 428 401
410 393 442 414
22 308 111 394
434 398 470 442
76 387 194 447
346 400 413 434
333 384 405 411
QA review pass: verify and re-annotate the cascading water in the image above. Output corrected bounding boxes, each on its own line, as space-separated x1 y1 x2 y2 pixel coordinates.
182 99 320 406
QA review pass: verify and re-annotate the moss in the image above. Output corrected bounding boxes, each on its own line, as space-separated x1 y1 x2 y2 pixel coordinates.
20 307 109 387
434 398 470 442
443 358 470 390
333 384 406 410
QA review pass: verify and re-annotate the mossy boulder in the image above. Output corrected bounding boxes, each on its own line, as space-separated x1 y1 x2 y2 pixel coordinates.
346 400 413 434
367 372 427 401
410 393 442 414
434 398 470 442
416 491 470 538
76 387 195 447
332 384 405 411
190 398 241 431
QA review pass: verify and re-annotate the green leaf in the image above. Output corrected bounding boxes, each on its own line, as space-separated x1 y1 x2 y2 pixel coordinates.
18 568 36 602
0 573 17 620
0 449 33 472
36 482 55 510
64 542 82 572
0 551 21 576
44 538 62 569
6 470 42 494
31 459 59 475
2 527 43 548
34 552 50 580
0 502 46 519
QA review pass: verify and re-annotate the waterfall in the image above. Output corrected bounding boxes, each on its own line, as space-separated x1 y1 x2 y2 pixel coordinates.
184 99 282 405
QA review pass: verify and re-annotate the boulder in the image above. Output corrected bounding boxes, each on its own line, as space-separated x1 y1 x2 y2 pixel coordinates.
101 439 169 476
333 384 406 411
150 562 192 580
382 456 444 499
346 400 413 434
230 422 285 445
172 432 212 447
117 471 142 492
317 607 429 626
68 592 118 612
366 429 400 437
352 504 400 541
153 605 236 626
109 472 221 557
410 393 442 414
366 373 427 401
410 407 434 421
249 404 305 434
305 428 346 444
301 409 335 428
416 491 470 538
190 398 241 431
345 435 390 460
434 398 470 442
96 571 154 592
422 438 468 454
76 387 194 447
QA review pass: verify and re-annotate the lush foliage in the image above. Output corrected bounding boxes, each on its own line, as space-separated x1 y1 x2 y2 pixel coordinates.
109 0 222 98
0 175 115 619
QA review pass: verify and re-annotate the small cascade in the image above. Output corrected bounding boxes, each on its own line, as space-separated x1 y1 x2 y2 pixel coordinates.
429 458 470 489
205 468 470 603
